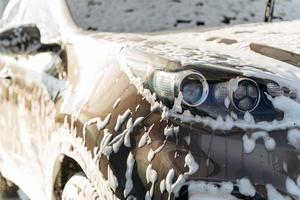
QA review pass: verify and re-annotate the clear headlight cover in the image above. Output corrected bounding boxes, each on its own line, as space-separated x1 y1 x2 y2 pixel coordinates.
152 70 209 107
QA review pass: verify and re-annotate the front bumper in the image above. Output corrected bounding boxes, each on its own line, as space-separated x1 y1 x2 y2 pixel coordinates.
131 110 300 199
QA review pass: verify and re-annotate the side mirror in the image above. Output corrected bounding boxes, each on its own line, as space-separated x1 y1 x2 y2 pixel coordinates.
0 24 61 55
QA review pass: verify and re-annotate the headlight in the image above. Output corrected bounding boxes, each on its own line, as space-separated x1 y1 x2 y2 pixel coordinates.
230 78 261 112
180 72 209 106
148 69 283 120
214 78 261 112
152 70 209 107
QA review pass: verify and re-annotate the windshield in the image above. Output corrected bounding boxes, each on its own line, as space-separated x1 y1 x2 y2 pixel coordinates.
0 0 60 42
66 0 300 33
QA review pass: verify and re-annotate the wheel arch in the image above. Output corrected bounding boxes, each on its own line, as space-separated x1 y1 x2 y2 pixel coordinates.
49 124 117 200
52 153 84 199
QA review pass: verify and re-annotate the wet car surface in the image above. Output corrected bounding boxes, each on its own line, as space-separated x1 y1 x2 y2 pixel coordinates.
0 0 300 200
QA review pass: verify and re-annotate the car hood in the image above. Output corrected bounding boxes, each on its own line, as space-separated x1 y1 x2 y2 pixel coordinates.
91 20 300 92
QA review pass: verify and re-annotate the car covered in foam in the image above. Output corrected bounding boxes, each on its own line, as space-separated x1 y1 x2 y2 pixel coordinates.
0 0 300 199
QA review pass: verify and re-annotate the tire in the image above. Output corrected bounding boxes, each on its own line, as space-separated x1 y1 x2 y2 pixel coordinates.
0 172 18 197
62 173 99 200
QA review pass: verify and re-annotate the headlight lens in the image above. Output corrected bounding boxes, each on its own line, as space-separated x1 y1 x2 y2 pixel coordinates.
180 72 209 107
152 70 209 107
181 80 203 105
231 78 260 112
213 78 261 113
